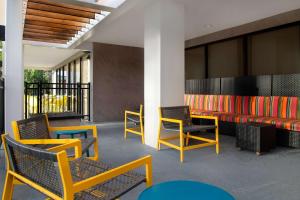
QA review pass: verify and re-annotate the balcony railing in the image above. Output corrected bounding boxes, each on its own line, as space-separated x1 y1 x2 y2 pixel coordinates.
24 82 90 120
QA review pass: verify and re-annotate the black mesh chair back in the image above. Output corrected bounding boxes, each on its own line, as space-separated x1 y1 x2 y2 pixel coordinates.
3 135 63 197
16 114 50 139
160 106 192 130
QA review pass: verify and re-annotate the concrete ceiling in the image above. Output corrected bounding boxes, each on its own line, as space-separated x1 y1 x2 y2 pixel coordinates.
75 0 300 48
24 0 300 68
24 45 80 69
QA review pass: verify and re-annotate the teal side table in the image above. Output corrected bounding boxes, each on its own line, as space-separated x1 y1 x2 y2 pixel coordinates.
55 130 89 156
138 180 235 200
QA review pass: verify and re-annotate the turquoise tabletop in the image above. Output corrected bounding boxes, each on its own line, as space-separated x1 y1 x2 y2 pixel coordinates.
138 180 235 200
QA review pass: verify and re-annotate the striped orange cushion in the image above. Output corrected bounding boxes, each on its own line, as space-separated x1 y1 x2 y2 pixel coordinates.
270 96 280 118
279 97 298 119
235 96 250 115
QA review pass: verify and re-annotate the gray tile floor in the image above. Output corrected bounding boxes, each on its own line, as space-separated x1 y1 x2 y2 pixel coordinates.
1 125 300 200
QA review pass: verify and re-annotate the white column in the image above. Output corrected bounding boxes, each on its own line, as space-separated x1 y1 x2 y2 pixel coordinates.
4 0 24 136
144 0 185 147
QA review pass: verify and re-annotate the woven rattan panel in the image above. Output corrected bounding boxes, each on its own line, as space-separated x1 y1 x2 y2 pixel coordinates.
272 74 300 96
17 115 50 139
5 136 63 197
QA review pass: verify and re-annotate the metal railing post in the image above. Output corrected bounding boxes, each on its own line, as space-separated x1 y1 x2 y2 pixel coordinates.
88 83 91 121
24 82 28 119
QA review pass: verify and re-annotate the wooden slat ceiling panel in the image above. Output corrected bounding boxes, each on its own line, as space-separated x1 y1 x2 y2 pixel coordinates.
26 15 87 27
26 9 91 23
24 27 74 37
27 2 96 19
24 24 78 34
23 0 112 44
24 37 69 44
30 0 103 13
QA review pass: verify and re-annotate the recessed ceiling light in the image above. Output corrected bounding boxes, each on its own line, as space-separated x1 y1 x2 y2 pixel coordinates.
203 24 214 28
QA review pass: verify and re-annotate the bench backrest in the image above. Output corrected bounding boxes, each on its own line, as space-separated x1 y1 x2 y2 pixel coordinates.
184 94 300 119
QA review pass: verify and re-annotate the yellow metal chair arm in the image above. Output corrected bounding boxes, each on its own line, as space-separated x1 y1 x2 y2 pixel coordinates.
19 138 81 145
160 117 183 125
125 110 141 116
73 155 153 193
18 139 82 159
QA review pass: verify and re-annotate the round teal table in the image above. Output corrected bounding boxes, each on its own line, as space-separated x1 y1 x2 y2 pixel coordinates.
138 180 235 200
55 130 89 156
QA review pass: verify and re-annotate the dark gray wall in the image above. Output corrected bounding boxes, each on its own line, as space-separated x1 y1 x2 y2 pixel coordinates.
185 47 205 79
186 8 300 48
208 38 244 78
93 43 144 122
248 26 300 75
185 24 300 79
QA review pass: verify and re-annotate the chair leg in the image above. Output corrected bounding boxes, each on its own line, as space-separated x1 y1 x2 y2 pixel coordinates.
180 132 184 163
185 132 190 146
141 125 145 144
140 116 145 144
156 121 162 150
124 113 127 140
215 127 220 154
2 172 14 200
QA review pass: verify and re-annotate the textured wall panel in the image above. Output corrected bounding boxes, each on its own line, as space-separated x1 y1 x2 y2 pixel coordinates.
93 43 144 122
185 78 220 94
273 74 300 96
221 75 271 96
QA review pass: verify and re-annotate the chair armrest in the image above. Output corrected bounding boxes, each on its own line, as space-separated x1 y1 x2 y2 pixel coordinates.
73 155 153 193
19 139 82 158
160 118 183 125
190 115 218 126
47 140 82 158
20 138 80 145
49 125 98 139
125 110 141 116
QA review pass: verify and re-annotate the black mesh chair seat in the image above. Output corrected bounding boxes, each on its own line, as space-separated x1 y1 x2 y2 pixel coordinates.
158 106 220 162
13 114 99 160
125 105 145 144
2 135 152 200
32 138 95 157
71 158 146 200
183 125 217 133
127 115 141 124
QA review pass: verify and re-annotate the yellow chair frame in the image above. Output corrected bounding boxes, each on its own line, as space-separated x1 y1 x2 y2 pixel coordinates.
1 134 153 200
11 115 99 161
124 105 144 144
157 108 219 162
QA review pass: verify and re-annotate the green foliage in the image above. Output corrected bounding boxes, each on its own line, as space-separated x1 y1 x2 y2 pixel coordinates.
24 69 51 83
0 41 2 62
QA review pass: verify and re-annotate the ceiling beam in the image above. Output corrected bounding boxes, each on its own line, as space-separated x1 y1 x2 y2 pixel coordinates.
26 8 90 23
27 2 97 19
24 31 72 40
24 27 74 37
25 15 87 27
24 24 78 34
35 0 114 12
23 36 68 44
25 20 82 31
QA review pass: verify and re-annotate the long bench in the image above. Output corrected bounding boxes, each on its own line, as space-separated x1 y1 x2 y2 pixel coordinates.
184 94 300 148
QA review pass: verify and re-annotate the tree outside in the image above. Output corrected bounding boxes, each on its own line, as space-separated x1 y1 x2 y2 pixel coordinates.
24 69 51 83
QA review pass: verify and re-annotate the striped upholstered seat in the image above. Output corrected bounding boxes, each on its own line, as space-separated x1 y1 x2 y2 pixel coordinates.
184 94 300 132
